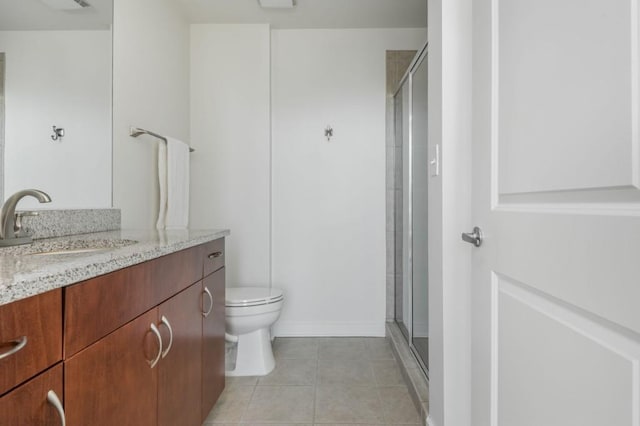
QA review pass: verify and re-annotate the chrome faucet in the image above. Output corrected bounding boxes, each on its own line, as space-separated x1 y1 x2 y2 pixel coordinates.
0 189 51 246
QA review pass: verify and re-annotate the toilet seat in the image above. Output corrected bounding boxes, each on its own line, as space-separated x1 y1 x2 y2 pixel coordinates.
226 287 284 307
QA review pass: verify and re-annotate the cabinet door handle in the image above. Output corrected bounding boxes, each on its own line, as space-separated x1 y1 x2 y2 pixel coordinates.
47 390 66 426
0 336 27 360
208 251 223 259
160 316 173 359
203 287 214 318
148 323 163 368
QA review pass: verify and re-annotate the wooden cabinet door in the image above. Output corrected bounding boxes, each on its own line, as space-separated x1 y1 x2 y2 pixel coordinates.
202 268 225 421
157 283 203 426
0 289 62 395
65 309 159 426
0 363 64 425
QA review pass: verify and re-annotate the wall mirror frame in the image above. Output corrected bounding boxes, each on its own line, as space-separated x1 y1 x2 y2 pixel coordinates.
0 0 113 209
0 51 4 202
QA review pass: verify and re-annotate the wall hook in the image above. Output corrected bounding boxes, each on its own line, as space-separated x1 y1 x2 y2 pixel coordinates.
324 125 333 141
51 126 65 141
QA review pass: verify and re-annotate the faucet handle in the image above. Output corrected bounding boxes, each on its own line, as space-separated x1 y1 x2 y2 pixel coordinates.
14 211 39 235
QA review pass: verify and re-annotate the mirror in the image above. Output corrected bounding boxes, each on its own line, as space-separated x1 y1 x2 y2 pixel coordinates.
0 0 112 209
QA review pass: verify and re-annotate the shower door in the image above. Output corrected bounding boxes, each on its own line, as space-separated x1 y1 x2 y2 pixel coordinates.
410 51 428 370
393 45 429 374
394 77 411 339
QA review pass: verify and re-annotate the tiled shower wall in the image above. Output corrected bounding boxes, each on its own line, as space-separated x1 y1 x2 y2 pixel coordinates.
386 50 417 320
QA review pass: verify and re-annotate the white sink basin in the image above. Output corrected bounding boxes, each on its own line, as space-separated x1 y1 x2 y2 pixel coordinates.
24 238 138 256
30 247 113 256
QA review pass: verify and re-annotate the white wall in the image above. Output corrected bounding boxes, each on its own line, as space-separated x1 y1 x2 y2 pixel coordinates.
271 28 426 336
1 31 111 208
428 0 473 425
190 24 271 286
112 0 190 228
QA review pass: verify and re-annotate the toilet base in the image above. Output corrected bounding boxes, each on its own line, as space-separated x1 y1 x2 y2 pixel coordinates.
226 327 275 377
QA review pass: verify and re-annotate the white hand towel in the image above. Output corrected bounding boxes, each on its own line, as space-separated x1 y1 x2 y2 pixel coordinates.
157 137 190 230
156 142 168 230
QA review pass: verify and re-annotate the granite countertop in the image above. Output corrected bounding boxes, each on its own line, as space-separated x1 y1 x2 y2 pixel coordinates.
0 228 230 306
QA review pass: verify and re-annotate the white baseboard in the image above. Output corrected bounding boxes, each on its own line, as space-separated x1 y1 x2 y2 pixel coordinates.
273 320 385 337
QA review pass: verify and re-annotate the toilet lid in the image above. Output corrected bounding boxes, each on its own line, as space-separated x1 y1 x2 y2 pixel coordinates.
226 287 284 307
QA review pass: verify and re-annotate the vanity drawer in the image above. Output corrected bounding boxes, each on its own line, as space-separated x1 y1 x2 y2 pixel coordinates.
64 260 154 357
0 289 62 396
203 238 225 276
150 245 202 303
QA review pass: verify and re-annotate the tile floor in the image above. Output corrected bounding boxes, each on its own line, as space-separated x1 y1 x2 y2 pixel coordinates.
203 337 422 426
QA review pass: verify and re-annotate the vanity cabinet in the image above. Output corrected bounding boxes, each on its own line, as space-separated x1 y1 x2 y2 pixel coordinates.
64 239 225 426
0 237 226 426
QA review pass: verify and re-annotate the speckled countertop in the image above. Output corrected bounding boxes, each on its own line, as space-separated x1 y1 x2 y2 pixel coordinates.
0 228 230 306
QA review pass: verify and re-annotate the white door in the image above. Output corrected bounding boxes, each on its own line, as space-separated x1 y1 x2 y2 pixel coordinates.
471 1 640 425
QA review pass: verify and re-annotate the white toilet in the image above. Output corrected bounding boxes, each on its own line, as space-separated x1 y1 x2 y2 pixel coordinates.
225 286 284 376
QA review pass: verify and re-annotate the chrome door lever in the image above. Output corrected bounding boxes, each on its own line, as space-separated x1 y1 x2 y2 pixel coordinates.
461 227 483 247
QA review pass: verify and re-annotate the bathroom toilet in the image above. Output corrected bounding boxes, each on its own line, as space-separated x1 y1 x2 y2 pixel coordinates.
225 286 284 376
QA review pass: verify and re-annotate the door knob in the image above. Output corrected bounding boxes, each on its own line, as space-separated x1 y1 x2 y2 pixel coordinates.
461 227 483 247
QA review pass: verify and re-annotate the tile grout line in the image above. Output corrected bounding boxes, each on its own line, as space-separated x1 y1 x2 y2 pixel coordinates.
312 340 320 424
369 337 388 425
370 342 387 424
239 379 258 424
375 385 388 425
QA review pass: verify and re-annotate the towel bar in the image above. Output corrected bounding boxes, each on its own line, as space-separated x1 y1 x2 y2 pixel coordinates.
129 127 195 152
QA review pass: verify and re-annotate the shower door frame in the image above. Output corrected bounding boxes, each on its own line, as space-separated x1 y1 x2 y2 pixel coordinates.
394 68 413 343
393 43 429 378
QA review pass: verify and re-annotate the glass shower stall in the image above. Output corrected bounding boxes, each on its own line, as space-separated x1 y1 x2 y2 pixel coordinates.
393 45 429 374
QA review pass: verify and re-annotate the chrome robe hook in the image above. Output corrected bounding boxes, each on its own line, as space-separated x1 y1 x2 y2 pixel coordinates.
324 125 333 141
51 126 65 141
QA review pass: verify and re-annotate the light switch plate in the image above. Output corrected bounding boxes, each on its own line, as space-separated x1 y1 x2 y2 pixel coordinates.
430 144 440 177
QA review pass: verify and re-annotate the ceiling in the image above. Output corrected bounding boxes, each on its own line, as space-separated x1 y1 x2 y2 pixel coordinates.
0 0 426 31
176 0 427 29
0 0 112 30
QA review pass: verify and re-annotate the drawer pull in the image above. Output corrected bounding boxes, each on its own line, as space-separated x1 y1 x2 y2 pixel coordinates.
47 390 66 426
0 336 27 361
203 287 214 318
148 323 163 368
208 251 223 259
160 316 173 359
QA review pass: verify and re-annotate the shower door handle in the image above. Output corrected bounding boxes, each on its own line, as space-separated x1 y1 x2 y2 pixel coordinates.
461 227 483 247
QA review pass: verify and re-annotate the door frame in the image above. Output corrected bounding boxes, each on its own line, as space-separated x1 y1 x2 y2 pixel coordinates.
427 0 474 425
